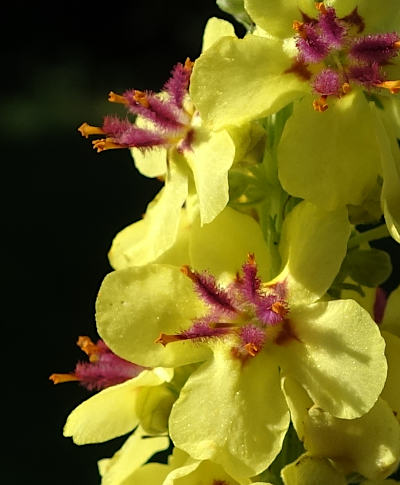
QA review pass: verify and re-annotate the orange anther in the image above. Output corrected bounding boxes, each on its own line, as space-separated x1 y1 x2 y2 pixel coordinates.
313 96 329 112
108 91 128 105
315 2 327 14
77 336 99 362
246 253 256 265
154 333 182 347
184 57 194 72
293 20 304 33
376 80 400 94
244 342 260 357
78 122 105 138
181 264 195 279
133 90 150 108
271 301 288 317
92 138 125 153
49 373 79 384
341 82 351 95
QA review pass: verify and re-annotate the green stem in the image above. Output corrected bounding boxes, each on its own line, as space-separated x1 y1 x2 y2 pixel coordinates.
348 224 390 249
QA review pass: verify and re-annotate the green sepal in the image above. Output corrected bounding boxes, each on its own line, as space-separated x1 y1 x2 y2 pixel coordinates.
228 162 269 207
216 0 253 28
344 248 393 288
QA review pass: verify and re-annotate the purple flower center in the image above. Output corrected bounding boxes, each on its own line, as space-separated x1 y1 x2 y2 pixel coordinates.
156 255 293 361
290 3 400 110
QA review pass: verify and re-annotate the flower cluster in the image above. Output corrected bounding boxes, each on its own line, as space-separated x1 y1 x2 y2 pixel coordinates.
52 1 400 484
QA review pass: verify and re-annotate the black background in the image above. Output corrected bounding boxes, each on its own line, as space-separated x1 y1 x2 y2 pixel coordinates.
4 3 232 484
4 3 399 484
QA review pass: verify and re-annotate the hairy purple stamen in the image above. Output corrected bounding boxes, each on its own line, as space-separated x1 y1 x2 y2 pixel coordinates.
50 337 145 391
313 69 342 95
239 324 266 351
296 24 329 63
182 266 237 314
182 320 233 340
350 33 400 64
318 7 346 48
75 354 142 391
348 62 383 87
164 60 193 108
240 255 261 300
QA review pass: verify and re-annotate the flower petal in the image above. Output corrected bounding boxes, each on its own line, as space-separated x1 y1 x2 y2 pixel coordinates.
96 264 210 367
371 104 400 243
187 125 235 224
169 344 290 477
381 286 400 337
189 206 270 283
131 147 167 178
278 299 387 418
355 0 400 34
381 331 400 422
108 207 191 270
281 375 314 442
63 369 171 444
281 453 347 485
244 0 317 39
190 35 308 130
202 17 236 52
98 426 169 485
108 159 188 268
278 91 381 210
163 458 249 485
278 201 350 305
303 399 400 480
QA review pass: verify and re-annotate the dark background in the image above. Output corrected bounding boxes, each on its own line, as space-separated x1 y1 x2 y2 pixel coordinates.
4 3 399 484
4 3 233 484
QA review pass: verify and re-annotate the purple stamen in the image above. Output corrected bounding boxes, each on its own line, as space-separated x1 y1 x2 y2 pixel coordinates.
117 126 167 148
313 68 342 96
350 33 400 64
163 61 192 108
318 7 346 48
103 116 132 137
147 94 187 130
348 62 383 87
181 320 233 340
75 353 143 391
122 90 184 132
240 255 261 301
254 295 286 326
103 115 167 148
183 266 237 314
51 338 145 391
296 24 329 63
239 324 266 352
